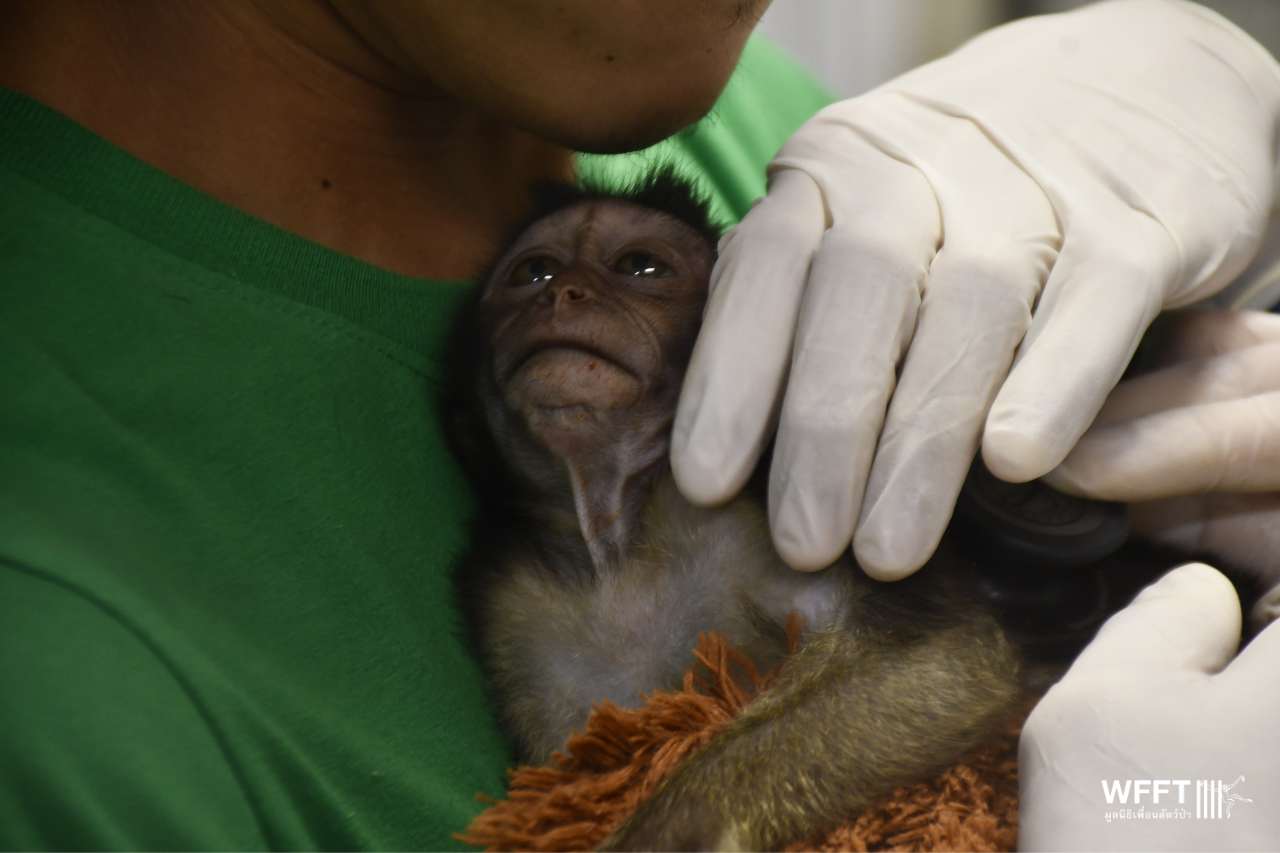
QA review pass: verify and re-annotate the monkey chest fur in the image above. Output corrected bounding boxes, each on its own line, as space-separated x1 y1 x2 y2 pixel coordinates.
478 477 857 762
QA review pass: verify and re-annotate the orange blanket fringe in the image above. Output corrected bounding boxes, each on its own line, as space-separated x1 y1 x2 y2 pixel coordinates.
459 629 1025 852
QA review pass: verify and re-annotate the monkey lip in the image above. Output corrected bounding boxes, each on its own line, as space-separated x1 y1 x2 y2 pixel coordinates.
507 340 639 383
505 340 645 416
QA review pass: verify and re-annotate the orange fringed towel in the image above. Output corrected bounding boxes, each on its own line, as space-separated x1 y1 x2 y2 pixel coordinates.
459 632 1025 852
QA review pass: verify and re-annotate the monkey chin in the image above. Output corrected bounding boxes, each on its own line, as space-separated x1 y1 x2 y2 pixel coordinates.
508 348 644 453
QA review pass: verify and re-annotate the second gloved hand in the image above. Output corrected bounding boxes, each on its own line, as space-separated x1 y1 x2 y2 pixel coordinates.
1048 309 1280 627
670 0 1280 578
1019 563 1280 850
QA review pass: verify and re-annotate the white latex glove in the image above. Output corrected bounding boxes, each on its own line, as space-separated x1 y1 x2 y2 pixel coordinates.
670 0 1280 579
1047 309 1280 627
1018 563 1280 850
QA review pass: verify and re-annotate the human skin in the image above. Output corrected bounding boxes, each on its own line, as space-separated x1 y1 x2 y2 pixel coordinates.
0 0 766 279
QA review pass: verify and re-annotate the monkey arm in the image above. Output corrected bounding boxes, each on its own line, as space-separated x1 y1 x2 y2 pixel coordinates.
602 617 1019 851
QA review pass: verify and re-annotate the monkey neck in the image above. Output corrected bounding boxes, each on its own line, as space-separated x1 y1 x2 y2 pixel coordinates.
558 432 669 573
518 412 671 574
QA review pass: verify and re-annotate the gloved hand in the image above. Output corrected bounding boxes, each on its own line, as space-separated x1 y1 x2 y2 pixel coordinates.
1047 308 1280 627
1018 563 1280 850
670 0 1280 579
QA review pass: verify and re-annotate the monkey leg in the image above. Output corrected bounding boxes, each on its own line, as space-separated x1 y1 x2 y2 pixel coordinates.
601 617 1020 852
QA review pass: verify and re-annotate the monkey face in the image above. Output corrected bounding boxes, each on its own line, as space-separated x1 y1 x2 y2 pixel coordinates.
477 200 714 455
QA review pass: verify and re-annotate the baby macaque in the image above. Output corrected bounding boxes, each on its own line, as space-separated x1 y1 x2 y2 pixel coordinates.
444 170 1021 850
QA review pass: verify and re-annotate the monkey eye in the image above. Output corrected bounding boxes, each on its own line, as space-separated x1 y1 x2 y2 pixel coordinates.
614 251 672 278
509 256 561 287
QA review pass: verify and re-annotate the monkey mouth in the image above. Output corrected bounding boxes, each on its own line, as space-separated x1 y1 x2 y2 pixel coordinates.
503 338 647 417
507 340 639 383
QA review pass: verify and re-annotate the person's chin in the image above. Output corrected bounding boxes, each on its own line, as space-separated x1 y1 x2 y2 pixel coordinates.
542 92 720 154
547 113 692 155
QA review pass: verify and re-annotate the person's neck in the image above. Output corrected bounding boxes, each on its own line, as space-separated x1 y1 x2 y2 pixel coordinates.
0 0 576 279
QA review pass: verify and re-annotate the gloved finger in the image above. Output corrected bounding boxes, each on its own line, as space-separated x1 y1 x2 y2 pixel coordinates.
671 169 826 505
982 224 1173 482
1048 391 1280 500
1141 309 1280 369
1087 340 1280 428
1130 492 1280 590
1066 562 1241 681
752 138 942 571
851 267 1034 579
852 119 1058 579
767 216 930 569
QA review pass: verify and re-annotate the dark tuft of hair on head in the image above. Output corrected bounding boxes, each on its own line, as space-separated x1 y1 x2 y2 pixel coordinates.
518 164 724 256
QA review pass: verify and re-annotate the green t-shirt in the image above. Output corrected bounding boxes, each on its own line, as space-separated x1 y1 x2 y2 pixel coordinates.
0 38 831 850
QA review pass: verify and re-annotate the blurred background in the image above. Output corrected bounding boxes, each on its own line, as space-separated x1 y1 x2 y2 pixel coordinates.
757 0 1279 97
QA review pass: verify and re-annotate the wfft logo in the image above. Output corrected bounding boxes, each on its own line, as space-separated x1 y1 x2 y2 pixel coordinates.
1100 776 1252 824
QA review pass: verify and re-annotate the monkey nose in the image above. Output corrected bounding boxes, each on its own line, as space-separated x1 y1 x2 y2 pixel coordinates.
550 281 590 306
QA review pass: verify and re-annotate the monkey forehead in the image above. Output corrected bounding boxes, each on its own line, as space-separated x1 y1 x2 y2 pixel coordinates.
501 200 716 267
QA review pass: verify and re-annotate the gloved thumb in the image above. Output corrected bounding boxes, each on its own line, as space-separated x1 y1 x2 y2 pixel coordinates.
1066 563 1241 682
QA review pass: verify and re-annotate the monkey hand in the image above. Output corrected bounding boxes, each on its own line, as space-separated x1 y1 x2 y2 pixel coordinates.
1019 562 1280 850
670 0 1280 580
1047 309 1280 628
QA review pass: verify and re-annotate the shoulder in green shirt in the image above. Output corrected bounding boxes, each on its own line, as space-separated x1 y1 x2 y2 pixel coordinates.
0 37 830 850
